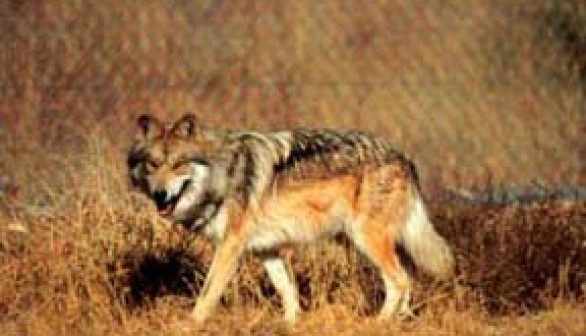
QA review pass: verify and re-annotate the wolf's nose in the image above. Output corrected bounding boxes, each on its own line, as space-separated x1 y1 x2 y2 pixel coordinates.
153 189 168 209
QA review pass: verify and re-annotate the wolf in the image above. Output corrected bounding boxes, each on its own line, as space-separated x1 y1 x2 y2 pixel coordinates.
127 113 454 324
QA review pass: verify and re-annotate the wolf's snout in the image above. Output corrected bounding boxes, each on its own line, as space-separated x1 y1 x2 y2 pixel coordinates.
153 189 169 210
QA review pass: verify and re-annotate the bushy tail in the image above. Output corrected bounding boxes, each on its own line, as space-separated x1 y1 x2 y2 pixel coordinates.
398 196 454 280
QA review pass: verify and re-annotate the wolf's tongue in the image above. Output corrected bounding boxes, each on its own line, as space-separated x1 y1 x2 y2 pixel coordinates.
158 204 174 217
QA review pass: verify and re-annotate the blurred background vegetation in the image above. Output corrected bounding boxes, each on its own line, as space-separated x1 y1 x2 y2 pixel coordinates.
0 0 584 197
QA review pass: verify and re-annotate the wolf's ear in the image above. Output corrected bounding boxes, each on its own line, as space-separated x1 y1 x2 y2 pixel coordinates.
137 114 164 140
172 113 199 138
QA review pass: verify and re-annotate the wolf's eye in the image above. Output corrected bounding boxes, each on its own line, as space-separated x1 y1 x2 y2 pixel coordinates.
172 161 187 170
144 160 160 172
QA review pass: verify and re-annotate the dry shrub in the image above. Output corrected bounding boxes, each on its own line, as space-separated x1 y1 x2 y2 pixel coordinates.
433 202 586 313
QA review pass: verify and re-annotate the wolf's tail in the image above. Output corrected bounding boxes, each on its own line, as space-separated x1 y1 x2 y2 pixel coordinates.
398 195 454 280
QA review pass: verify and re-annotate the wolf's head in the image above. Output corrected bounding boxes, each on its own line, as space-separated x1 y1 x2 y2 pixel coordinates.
127 114 227 224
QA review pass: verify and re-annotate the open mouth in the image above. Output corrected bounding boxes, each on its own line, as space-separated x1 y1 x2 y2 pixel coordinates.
156 180 191 218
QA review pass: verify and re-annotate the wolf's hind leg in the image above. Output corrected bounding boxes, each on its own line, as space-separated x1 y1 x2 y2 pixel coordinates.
349 221 411 320
261 253 300 324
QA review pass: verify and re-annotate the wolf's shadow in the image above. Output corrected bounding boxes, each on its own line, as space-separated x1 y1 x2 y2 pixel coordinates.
109 247 207 309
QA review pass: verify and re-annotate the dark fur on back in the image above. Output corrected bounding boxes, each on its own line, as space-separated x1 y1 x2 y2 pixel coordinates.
272 128 419 186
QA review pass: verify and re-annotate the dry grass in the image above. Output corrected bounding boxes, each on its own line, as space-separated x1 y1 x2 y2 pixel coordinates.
1 1 585 335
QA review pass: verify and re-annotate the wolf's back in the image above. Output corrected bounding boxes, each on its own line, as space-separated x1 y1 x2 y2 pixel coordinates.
269 128 418 185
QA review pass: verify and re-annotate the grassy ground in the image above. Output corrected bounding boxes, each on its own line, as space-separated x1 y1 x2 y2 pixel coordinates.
1 186 584 335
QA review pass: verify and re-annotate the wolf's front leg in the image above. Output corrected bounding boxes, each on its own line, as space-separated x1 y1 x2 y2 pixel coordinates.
261 253 300 325
191 232 245 322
